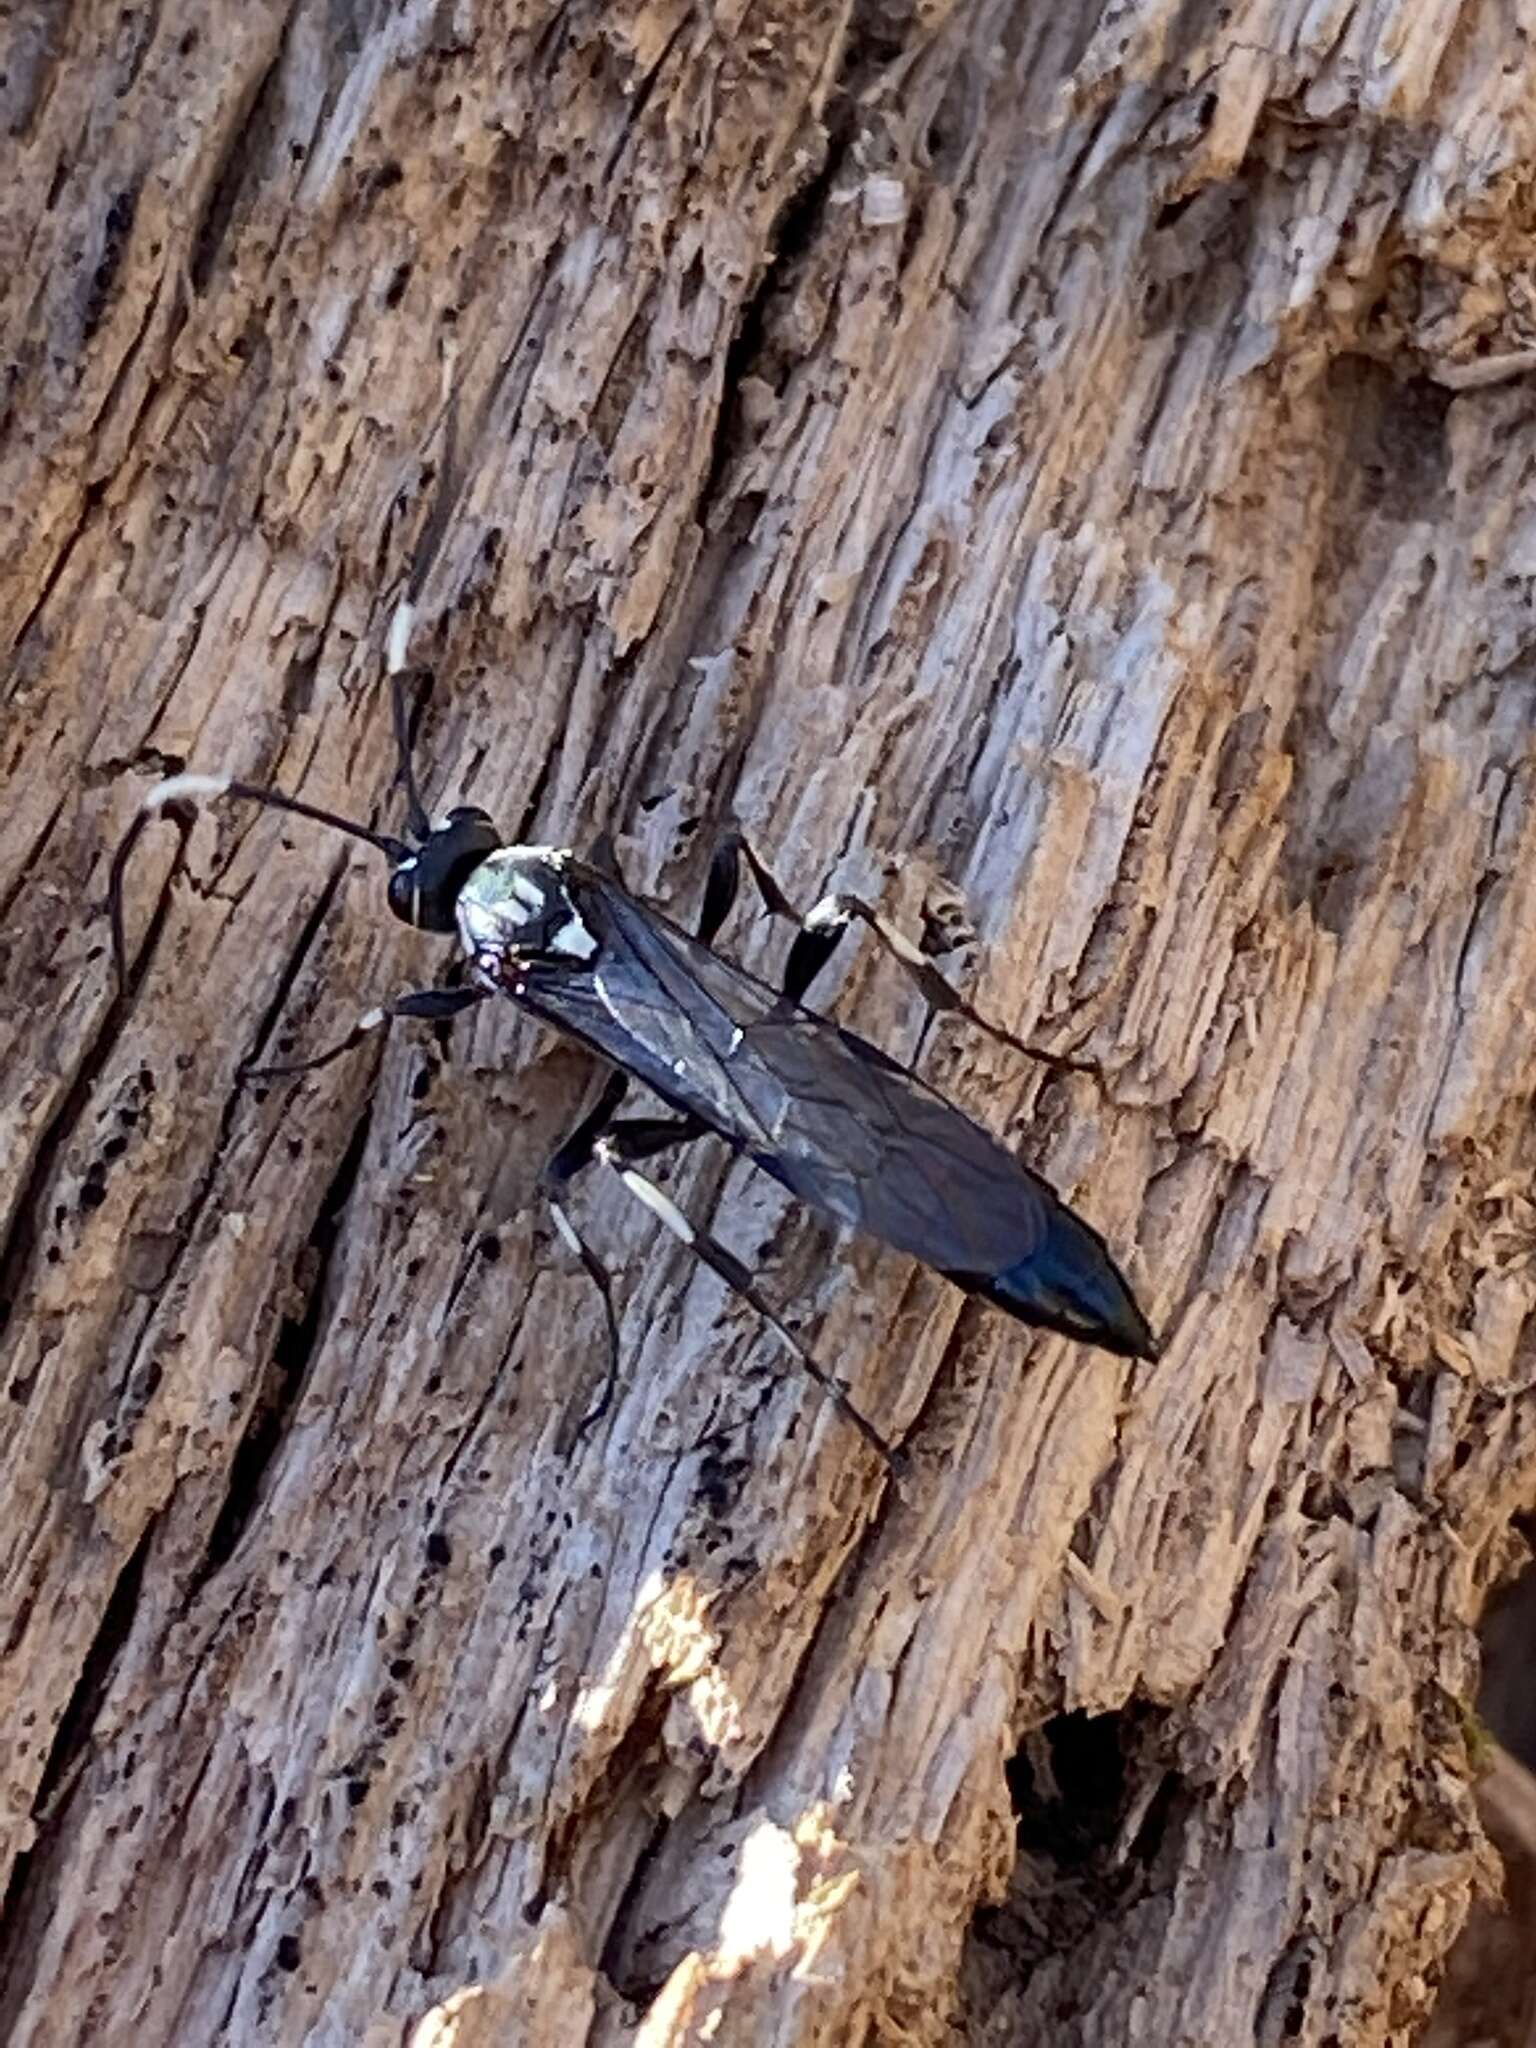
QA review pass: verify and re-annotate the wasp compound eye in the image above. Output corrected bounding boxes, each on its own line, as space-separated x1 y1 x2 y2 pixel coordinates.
387 861 427 928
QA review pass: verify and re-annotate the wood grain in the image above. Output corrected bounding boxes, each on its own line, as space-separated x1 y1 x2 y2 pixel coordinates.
3 0 1535 2041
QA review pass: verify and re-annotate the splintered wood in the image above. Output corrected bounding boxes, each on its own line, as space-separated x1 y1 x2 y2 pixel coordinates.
2 1 1535 2043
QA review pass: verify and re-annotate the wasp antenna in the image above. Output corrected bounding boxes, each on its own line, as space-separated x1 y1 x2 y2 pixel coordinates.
109 775 230 991
387 599 415 675
386 596 431 842
109 769 409 997
138 772 408 860
108 803 185 996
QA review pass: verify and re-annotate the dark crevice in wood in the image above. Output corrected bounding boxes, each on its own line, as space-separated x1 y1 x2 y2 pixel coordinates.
512 721 561 847
597 1807 674 2004
694 143 847 520
80 184 140 344
0 832 191 1335
525 1677 672 1931
610 490 766 887
236 857 349 1073
0 797 64 929
599 9 690 186
0 1515 158 2024
34 1521 157 1820
6 475 107 675
193 1100 375 1591
188 20 294 293
574 636 645 831
281 647 321 722
1277 351 1458 931
963 1703 1189 2013
1006 1709 1132 1867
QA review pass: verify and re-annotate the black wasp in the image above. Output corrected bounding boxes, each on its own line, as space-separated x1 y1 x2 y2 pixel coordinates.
111 603 1157 1465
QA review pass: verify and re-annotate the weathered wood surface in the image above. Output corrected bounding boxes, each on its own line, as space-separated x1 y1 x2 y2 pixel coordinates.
1423 1742 1536 2048
3 0 1536 2041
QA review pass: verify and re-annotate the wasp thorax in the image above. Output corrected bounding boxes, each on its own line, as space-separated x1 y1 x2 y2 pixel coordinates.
455 846 598 968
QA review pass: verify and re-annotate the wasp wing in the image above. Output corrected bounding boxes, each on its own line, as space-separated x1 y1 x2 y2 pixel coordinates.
513 867 1154 1359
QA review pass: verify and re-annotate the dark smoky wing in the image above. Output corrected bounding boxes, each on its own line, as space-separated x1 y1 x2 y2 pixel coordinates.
504 869 1153 1360
733 1016 1054 1276
530 873 1055 1278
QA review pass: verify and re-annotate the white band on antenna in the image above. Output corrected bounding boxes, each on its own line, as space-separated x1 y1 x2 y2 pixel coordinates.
143 773 233 812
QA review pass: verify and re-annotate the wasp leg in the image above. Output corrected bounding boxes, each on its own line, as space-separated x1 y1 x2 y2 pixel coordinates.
700 828 797 948
705 828 1101 1078
537 1076 712 1439
539 831 744 1416
241 985 486 1082
592 1136 898 1468
538 1072 631 1435
537 828 755 1438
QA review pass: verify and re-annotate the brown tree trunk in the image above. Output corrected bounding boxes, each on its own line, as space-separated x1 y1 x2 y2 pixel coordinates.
3 1 1534 2041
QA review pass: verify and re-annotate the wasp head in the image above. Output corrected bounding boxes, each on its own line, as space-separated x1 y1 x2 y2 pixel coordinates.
386 807 503 934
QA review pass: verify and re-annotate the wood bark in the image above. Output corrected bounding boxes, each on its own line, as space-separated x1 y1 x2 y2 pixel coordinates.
3 0 1535 2042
